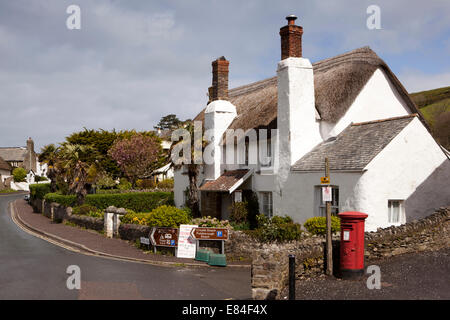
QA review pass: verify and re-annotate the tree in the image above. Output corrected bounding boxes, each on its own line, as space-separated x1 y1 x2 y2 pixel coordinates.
39 144 61 192
108 133 163 185
154 114 182 130
58 143 99 205
170 121 204 217
12 167 27 182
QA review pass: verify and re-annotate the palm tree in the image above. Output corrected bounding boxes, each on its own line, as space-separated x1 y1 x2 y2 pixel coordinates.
58 143 99 205
39 144 61 192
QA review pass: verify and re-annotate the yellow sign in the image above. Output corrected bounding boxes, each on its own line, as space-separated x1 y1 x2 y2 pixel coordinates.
320 177 330 184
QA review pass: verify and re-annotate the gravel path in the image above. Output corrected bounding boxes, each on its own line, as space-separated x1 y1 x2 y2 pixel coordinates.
281 248 450 300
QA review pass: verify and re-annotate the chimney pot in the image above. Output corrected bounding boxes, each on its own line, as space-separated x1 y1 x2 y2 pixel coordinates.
210 56 229 101
280 15 303 60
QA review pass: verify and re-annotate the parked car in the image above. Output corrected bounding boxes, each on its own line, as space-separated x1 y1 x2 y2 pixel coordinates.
24 194 30 201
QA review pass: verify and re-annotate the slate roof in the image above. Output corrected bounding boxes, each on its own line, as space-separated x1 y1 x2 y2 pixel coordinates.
194 47 426 132
0 156 11 171
0 147 27 162
199 169 250 192
292 115 417 171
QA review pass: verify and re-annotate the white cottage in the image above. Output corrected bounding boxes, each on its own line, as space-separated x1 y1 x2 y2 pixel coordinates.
174 15 450 231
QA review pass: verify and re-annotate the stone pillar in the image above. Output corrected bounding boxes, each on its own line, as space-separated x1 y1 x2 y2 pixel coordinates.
104 206 127 238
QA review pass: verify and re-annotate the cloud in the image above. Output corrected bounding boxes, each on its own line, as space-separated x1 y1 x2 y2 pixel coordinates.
398 69 450 93
0 0 448 149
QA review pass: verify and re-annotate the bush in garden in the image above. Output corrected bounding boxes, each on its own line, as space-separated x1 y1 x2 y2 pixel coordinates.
304 216 341 235
190 216 232 229
157 178 174 189
34 175 48 182
72 204 100 216
29 183 52 200
121 205 190 227
44 191 174 212
229 201 248 224
12 167 27 182
118 178 132 190
253 214 303 242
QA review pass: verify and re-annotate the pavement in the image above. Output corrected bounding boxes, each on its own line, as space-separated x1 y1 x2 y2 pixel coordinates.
0 193 251 299
281 247 450 300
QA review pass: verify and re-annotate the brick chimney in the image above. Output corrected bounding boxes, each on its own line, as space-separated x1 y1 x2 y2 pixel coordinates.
279 15 303 60
210 56 229 101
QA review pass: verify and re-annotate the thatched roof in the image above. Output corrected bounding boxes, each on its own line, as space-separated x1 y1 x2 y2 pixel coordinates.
292 114 417 171
0 147 27 162
0 156 11 171
194 47 425 131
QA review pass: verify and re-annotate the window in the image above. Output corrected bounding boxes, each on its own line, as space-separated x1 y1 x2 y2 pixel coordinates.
260 192 273 218
315 186 339 217
388 200 405 224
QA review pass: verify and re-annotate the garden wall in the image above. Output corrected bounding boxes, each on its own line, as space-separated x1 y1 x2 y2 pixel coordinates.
251 207 450 300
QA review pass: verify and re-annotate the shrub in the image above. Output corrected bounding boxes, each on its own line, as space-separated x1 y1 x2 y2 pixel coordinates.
44 191 174 212
253 214 303 242
191 216 232 229
72 204 100 216
0 188 16 193
121 205 190 227
118 178 132 190
157 178 174 189
34 176 48 182
12 167 27 182
29 183 52 200
304 216 341 235
229 201 248 223
136 179 156 189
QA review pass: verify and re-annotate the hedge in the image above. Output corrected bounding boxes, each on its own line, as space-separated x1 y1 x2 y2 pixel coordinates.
44 191 174 212
120 205 190 227
29 183 52 200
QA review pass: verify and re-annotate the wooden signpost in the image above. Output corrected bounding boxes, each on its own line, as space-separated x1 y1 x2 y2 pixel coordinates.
324 158 333 276
150 227 178 254
190 227 229 254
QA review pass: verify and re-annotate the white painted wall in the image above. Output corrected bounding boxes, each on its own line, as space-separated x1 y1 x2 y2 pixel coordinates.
204 100 237 180
357 117 450 231
320 68 410 140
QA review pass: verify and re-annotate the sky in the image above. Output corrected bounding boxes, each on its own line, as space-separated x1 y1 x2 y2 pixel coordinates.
0 0 449 150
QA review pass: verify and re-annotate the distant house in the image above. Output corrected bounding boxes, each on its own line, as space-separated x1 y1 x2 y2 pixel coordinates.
0 137 48 188
0 156 12 184
174 15 450 231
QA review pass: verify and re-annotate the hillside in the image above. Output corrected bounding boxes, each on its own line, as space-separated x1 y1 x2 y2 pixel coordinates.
410 86 450 149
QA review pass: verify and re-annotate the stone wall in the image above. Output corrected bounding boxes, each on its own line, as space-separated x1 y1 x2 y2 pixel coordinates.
66 214 104 231
251 207 450 300
118 223 151 242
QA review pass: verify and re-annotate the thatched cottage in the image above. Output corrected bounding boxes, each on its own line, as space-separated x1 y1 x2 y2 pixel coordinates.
174 15 450 231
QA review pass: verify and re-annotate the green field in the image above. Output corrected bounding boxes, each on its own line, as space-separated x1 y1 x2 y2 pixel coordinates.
410 86 450 149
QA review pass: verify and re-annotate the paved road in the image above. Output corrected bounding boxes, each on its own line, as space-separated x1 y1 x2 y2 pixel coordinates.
0 194 251 299
281 247 450 300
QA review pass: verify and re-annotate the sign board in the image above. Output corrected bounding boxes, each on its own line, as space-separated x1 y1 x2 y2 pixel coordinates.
176 224 198 259
343 230 350 241
140 237 150 245
191 227 229 241
322 186 332 202
320 176 330 184
150 227 178 247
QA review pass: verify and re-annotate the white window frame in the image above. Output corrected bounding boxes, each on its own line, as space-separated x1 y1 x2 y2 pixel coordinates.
260 192 273 218
388 200 405 225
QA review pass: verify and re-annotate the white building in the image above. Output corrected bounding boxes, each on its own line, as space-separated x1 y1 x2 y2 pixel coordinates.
174 16 450 231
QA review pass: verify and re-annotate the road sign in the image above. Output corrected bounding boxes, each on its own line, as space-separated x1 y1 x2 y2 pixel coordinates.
322 186 332 202
150 227 178 247
177 224 198 258
320 176 330 184
140 237 150 245
191 227 229 241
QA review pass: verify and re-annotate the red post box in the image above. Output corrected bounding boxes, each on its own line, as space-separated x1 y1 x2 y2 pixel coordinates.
338 211 368 279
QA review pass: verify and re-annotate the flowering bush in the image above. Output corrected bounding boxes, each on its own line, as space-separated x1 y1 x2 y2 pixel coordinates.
304 216 340 235
190 216 232 229
253 214 303 242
